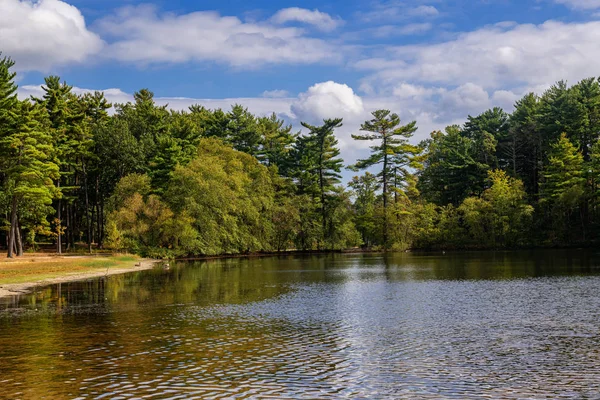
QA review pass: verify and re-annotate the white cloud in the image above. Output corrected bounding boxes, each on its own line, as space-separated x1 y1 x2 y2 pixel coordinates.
0 0 104 71
262 89 290 98
357 20 600 91
291 81 364 123
18 85 131 104
410 5 439 17
97 5 340 68
356 23 433 39
361 2 439 22
554 0 600 9
270 7 342 32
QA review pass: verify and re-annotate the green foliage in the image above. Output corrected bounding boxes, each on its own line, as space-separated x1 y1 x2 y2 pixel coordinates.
5 52 600 256
167 139 275 255
419 126 488 205
541 133 585 204
349 172 379 246
458 170 533 248
295 118 352 248
351 110 420 247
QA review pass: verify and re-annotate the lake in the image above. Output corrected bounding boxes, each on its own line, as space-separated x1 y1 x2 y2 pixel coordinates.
1 251 600 399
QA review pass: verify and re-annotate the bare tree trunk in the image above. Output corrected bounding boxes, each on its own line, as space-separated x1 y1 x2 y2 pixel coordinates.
66 202 71 251
7 196 17 258
16 218 23 257
382 132 388 249
57 181 62 255
98 199 105 249
11 230 17 257
83 160 92 254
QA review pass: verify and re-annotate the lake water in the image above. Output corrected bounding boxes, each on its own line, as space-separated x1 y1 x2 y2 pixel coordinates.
1 251 600 399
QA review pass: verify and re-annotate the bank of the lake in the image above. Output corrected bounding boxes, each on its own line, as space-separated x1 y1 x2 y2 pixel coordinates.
0 249 377 299
0 255 159 299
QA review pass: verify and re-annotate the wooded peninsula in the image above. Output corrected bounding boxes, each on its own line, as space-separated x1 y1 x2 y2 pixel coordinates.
1 54 598 258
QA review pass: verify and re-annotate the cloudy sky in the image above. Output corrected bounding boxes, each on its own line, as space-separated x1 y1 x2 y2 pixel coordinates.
2 0 599 171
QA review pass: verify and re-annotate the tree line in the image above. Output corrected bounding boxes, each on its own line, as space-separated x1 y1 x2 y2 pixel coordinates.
2 53 600 257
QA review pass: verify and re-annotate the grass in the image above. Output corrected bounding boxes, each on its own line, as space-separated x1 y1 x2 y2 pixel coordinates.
0 254 142 285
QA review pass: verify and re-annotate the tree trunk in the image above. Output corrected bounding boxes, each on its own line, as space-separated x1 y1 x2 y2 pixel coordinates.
15 217 23 257
319 138 326 250
57 181 62 255
11 229 17 257
382 131 388 248
66 202 71 251
96 177 102 248
82 160 92 253
98 199 105 248
7 196 18 258
512 131 517 176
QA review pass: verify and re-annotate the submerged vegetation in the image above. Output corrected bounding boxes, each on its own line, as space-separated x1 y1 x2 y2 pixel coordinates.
2 53 600 256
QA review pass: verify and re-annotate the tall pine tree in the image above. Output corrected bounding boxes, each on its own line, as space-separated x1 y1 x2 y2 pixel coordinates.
351 110 419 246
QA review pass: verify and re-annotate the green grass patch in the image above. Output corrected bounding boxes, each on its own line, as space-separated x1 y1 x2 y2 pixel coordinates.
0 255 142 285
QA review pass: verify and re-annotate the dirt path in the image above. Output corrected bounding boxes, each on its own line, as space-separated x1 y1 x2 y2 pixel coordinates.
0 259 159 299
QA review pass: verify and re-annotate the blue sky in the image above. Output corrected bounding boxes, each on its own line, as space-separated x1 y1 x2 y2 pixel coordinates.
2 0 600 169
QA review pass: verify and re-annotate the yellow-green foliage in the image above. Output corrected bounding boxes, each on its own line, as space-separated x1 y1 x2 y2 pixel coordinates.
168 138 276 255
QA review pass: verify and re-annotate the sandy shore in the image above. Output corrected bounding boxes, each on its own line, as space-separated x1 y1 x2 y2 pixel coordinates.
0 259 159 299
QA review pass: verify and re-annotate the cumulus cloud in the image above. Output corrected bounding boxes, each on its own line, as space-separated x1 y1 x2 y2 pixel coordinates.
0 0 104 71
270 7 342 32
96 5 340 68
291 81 364 123
357 20 600 91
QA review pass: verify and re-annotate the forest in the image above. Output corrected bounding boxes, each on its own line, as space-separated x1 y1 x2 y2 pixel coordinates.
2 53 600 257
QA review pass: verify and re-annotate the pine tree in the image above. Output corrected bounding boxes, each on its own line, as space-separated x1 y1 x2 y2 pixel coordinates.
299 118 344 246
227 104 261 156
257 113 296 173
1 100 60 257
34 76 83 253
351 110 419 246
509 93 542 196
463 107 509 171
541 133 586 242
541 133 585 203
0 54 19 253
418 126 489 206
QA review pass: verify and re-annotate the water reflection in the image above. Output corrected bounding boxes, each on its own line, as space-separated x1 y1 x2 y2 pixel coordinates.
1 250 600 398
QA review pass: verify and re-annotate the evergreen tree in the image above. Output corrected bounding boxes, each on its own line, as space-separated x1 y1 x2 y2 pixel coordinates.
541 133 586 242
349 172 380 247
34 76 84 253
509 93 542 196
257 113 296 173
541 133 585 202
226 104 261 156
418 126 488 206
463 107 509 170
351 110 419 246
0 101 59 257
300 118 344 246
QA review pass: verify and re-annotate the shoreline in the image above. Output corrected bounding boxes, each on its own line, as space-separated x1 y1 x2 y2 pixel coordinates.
1 247 588 300
0 258 160 300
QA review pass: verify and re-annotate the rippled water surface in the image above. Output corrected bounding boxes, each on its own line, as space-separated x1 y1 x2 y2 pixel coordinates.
2 251 600 399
